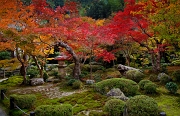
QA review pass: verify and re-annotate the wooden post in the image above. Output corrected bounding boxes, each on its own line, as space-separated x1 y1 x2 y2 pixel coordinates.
1 89 5 100
10 97 15 109
30 112 35 116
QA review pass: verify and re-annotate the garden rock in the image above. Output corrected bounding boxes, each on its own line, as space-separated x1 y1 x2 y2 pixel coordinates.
30 78 44 86
117 64 142 75
107 88 129 101
86 79 95 85
157 73 171 81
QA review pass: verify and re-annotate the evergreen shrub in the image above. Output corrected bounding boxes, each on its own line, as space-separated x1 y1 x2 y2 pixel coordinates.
10 94 36 109
27 66 39 79
126 95 159 116
94 78 138 96
35 104 72 116
165 82 178 94
172 70 180 82
149 74 158 82
72 80 83 89
125 70 144 83
144 83 157 94
67 79 76 86
104 99 125 116
138 80 152 90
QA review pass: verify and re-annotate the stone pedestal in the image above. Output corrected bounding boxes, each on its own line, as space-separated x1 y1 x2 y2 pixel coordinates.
57 61 67 78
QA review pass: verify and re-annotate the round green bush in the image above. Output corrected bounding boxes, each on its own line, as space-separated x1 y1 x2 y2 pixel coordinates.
165 82 178 94
67 79 77 86
149 74 158 82
94 78 138 96
27 66 39 79
125 70 145 83
104 99 125 116
126 95 159 116
144 83 157 94
10 94 36 109
172 70 180 82
72 80 83 89
35 104 72 116
138 80 152 90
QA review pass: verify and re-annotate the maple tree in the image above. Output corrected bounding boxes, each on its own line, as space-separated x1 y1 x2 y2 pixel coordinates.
32 0 116 79
105 0 175 72
0 0 37 83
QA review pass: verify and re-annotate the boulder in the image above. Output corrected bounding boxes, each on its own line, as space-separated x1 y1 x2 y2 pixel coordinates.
30 78 44 86
107 88 129 101
117 64 142 75
86 79 95 85
157 73 172 81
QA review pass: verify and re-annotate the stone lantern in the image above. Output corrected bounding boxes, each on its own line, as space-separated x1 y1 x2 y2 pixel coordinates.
54 53 68 78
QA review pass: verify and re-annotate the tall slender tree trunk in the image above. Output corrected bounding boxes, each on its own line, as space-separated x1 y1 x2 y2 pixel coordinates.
32 56 44 78
16 48 28 84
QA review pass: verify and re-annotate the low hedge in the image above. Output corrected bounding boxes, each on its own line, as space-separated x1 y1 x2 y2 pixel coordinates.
10 94 36 109
35 104 73 116
94 78 138 96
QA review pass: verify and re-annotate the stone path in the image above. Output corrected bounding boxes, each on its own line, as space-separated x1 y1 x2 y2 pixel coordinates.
0 107 7 116
10 84 87 99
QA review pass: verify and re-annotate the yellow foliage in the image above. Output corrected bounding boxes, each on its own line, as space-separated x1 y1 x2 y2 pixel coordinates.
96 19 105 26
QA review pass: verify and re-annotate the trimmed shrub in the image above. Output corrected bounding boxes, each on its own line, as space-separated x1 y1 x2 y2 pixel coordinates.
94 78 138 96
165 82 178 94
10 94 36 109
125 70 145 83
67 79 77 86
158 73 171 84
35 104 73 116
27 66 39 79
104 99 125 116
144 83 157 94
172 70 180 82
149 74 158 82
138 80 152 90
72 80 83 89
126 95 159 116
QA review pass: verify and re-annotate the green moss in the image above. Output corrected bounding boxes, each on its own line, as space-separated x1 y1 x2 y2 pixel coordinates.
154 94 180 116
58 91 108 115
0 76 23 89
73 104 87 114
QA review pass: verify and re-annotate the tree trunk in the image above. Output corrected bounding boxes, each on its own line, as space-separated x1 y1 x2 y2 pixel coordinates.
150 51 161 73
57 41 80 79
16 48 28 84
32 56 44 78
20 64 27 84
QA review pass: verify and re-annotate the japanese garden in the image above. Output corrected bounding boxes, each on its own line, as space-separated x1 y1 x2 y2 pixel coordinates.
0 0 180 116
